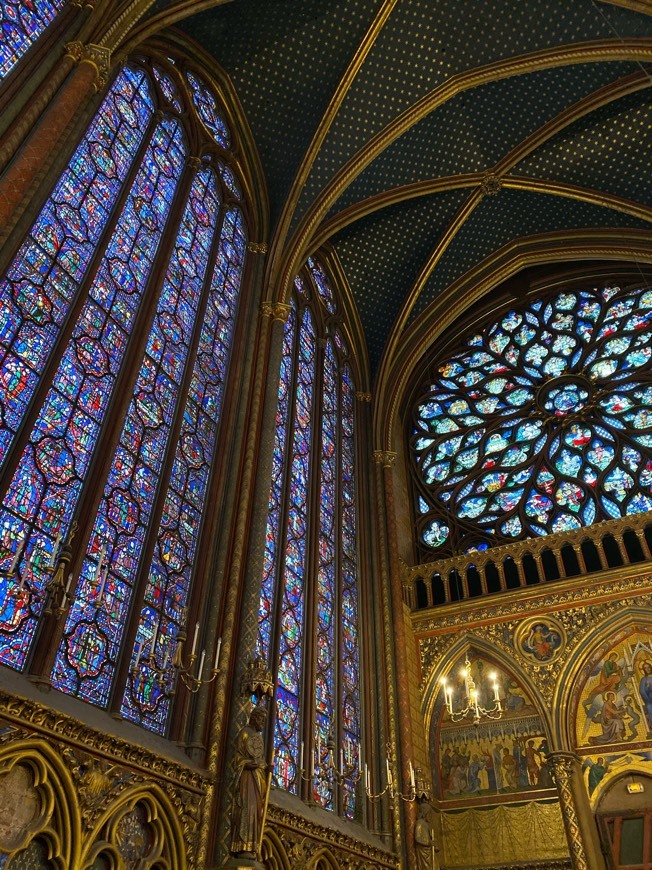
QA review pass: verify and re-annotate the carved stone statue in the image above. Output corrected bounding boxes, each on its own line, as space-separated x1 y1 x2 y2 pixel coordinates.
230 705 268 860
415 797 440 870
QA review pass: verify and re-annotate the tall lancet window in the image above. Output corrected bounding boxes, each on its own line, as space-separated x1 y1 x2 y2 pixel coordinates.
0 0 66 80
257 258 362 819
0 57 248 736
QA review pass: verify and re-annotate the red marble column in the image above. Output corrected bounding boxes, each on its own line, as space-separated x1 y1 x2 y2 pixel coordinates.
0 46 107 231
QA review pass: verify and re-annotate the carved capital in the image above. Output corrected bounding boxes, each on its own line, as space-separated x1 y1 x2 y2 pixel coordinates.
247 242 268 254
186 156 202 170
480 172 502 196
355 391 372 402
260 302 292 323
65 42 112 90
373 450 396 467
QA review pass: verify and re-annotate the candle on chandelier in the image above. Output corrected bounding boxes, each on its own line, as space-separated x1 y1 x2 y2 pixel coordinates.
9 534 25 576
340 749 344 775
299 741 304 772
409 760 416 788
65 572 73 595
151 618 159 653
51 533 62 566
214 636 222 670
191 622 199 656
198 649 206 679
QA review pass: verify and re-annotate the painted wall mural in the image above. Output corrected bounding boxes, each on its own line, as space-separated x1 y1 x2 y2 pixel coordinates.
432 651 554 802
574 627 652 750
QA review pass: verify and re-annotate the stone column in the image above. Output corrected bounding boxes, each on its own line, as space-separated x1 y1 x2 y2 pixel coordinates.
0 42 110 236
548 751 606 870
375 449 417 869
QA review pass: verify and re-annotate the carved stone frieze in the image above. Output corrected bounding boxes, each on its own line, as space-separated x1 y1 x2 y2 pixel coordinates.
61 747 137 830
0 691 208 793
266 804 398 868
0 690 208 863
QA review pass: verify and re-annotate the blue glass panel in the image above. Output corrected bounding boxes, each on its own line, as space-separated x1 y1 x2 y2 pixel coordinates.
0 115 182 671
0 0 65 79
313 341 337 811
121 205 248 732
257 307 296 664
273 308 315 794
0 67 153 467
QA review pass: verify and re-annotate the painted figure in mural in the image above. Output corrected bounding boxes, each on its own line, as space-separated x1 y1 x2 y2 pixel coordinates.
230 705 268 859
525 739 543 786
502 747 518 789
414 798 440 870
522 622 562 662
584 652 623 711
639 661 652 734
583 757 608 795
589 692 626 745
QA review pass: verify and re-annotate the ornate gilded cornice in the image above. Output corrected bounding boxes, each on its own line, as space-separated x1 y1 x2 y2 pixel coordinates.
0 690 208 793
411 560 652 636
266 803 398 868
356 391 372 402
247 242 268 254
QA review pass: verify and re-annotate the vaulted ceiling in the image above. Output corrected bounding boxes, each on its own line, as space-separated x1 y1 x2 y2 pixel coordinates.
151 1 652 379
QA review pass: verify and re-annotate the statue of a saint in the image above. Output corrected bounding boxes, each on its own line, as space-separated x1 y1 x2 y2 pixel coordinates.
230 705 269 859
415 798 440 870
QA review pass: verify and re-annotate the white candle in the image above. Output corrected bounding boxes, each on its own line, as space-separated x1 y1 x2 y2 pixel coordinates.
409 760 416 788
134 642 142 669
151 619 159 653
386 757 391 784
365 763 370 791
198 649 206 679
346 741 351 767
340 749 344 774
9 535 25 575
214 636 222 669
299 741 304 772
163 649 170 670
65 573 73 594
97 566 108 602
51 534 62 566
191 622 199 655
96 544 106 578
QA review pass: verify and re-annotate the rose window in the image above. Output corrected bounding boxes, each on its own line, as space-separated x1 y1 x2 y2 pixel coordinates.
411 285 652 556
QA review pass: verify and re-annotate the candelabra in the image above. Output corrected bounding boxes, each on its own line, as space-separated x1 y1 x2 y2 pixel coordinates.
365 748 429 802
299 734 361 787
131 618 222 696
440 654 503 724
0 522 77 619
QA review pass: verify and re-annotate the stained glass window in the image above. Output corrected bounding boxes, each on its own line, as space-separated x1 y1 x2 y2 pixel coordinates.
258 258 362 819
0 56 247 736
0 0 65 80
412 284 652 557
